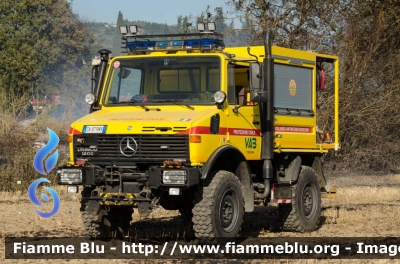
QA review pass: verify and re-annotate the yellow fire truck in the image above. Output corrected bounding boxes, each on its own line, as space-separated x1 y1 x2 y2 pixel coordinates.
57 23 339 241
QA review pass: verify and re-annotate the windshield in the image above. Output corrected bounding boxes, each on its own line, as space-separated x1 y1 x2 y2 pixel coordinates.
104 56 221 105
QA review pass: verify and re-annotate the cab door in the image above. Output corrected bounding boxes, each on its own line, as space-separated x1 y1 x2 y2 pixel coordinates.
226 64 261 160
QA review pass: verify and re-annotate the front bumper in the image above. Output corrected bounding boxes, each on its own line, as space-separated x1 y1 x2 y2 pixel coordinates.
56 165 200 188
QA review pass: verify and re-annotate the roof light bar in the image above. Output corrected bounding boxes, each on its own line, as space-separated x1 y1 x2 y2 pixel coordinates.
156 41 170 50
121 30 224 53
184 39 200 49
171 40 184 49
126 38 224 53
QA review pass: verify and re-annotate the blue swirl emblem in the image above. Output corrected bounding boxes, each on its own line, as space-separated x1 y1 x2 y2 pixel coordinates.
28 178 61 218
29 128 60 218
33 128 59 175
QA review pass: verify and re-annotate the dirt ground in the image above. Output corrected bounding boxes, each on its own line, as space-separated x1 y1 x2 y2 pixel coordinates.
2 172 400 263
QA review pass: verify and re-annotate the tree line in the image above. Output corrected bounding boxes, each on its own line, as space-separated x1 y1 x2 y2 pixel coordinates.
225 0 400 172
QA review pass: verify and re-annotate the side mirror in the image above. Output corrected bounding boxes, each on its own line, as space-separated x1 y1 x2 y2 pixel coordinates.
118 68 131 79
249 62 268 102
249 62 262 90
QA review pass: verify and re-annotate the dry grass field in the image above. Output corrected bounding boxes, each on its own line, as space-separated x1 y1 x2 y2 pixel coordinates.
2 172 400 263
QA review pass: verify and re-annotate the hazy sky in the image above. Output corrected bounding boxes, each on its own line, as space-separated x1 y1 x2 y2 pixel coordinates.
69 0 238 27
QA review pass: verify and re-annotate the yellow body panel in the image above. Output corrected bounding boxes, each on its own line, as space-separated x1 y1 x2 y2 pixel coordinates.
225 45 340 153
274 115 316 149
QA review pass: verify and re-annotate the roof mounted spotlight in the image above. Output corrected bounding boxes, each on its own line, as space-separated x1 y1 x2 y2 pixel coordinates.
208 22 216 32
197 22 205 32
119 25 128 35
129 25 138 35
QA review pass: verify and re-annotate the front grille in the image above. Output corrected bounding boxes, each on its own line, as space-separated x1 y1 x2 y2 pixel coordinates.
75 134 189 162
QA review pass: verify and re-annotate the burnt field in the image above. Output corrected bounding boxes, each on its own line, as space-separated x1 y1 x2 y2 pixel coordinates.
2 172 400 263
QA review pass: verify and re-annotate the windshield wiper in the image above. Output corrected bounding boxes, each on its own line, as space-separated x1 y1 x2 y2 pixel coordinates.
109 101 160 111
152 99 195 110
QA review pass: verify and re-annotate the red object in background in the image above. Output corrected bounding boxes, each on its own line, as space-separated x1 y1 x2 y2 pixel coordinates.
31 91 62 109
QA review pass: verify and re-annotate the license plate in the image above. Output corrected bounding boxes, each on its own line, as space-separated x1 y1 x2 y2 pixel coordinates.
83 125 107 134
67 186 78 193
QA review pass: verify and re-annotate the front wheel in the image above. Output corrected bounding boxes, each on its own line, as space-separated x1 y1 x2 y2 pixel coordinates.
80 187 133 238
192 170 244 243
279 166 321 232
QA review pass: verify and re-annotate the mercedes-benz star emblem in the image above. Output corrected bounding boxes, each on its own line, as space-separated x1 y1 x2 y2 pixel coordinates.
119 137 138 157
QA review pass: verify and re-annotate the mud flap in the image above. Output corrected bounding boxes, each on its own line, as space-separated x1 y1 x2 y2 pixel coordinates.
137 201 152 217
311 156 327 188
85 199 101 214
286 156 302 182
242 184 254 212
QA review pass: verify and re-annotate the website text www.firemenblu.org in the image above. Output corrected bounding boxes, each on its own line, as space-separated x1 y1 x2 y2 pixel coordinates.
121 242 341 256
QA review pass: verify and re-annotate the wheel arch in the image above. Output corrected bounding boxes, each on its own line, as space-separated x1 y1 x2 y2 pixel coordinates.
275 154 327 189
201 145 254 212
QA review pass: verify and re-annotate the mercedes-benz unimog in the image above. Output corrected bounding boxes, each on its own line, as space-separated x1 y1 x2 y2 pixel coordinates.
57 23 339 242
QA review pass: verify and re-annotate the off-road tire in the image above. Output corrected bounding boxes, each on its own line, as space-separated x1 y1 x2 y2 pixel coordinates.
279 166 321 232
179 207 195 238
80 187 133 238
192 170 244 243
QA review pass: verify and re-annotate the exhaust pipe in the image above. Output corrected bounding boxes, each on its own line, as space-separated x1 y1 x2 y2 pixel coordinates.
91 49 111 113
94 49 111 97
254 178 271 200
262 29 274 161
256 29 274 200
254 159 273 199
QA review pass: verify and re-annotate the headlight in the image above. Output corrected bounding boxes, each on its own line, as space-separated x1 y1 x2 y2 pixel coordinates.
163 170 187 185
58 169 82 184
85 93 95 105
214 91 226 103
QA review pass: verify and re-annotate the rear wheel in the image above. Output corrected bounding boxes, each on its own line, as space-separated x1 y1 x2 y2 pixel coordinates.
279 166 321 232
192 170 244 243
